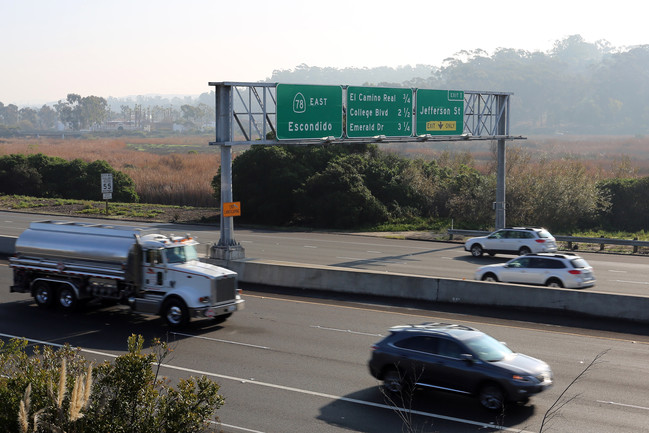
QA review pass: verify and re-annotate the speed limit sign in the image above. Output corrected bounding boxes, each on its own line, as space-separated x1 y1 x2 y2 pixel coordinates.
101 173 113 199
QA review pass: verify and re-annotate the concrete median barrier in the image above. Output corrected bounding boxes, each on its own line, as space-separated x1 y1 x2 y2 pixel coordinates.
209 258 649 324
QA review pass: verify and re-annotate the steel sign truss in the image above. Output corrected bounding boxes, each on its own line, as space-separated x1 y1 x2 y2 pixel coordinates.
209 82 523 145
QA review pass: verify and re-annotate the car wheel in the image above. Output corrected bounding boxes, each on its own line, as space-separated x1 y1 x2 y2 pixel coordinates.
470 244 484 257
57 285 78 311
519 246 531 255
481 273 498 282
33 281 55 308
162 298 189 327
479 384 505 411
382 369 403 394
546 278 563 288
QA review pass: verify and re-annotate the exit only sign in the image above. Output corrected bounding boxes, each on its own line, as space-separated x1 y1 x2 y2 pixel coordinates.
223 201 241 217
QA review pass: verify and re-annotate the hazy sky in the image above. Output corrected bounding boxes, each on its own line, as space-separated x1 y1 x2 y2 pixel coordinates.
3 0 647 106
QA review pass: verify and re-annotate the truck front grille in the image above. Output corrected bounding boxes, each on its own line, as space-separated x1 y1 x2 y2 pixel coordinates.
212 276 236 304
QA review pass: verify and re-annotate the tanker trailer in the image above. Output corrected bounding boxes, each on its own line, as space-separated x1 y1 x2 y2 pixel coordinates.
9 220 243 327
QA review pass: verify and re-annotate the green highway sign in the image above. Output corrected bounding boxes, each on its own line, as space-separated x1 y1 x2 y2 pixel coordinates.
346 86 413 137
276 84 343 139
416 89 464 135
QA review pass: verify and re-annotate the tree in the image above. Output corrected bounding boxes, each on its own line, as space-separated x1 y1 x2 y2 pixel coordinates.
55 93 108 130
296 159 389 228
38 104 58 129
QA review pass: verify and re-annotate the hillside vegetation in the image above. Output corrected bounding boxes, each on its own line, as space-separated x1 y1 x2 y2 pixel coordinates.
2 135 649 234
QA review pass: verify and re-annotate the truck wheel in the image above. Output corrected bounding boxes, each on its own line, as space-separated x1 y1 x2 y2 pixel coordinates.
163 298 189 327
57 286 78 311
33 281 54 308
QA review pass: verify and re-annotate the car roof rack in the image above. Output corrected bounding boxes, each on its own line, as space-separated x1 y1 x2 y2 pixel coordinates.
390 322 478 333
504 226 544 230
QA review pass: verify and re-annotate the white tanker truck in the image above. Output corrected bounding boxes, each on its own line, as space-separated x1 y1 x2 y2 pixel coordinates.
9 220 244 327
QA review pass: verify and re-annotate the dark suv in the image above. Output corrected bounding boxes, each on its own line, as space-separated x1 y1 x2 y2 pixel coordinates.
368 323 553 410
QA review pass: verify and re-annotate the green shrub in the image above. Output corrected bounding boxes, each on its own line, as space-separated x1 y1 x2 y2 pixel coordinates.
0 335 224 433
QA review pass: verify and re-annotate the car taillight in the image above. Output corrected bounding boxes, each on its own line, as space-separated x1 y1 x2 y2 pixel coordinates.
535 239 546 243
371 345 378 351
568 270 582 275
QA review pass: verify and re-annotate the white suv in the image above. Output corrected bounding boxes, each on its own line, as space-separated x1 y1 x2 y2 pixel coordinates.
475 253 596 289
464 227 557 257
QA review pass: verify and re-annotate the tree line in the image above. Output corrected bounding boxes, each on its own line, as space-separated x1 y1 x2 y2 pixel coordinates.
3 35 649 136
0 142 647 233
0 93 215 134
267 35 649 135
212 143 649 233
0 154 138 202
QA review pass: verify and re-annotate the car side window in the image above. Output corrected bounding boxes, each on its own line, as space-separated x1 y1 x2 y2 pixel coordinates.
436 338 465 359
529 258 546 268
394 336 438 354
509 257 530 268
488 231 503 239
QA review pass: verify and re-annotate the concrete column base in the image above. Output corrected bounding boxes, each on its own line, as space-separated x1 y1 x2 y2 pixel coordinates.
210 244 245 260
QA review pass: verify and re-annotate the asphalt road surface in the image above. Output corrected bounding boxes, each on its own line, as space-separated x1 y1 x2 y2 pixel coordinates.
1 260 649 432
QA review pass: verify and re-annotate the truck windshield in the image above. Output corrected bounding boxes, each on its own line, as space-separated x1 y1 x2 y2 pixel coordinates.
165 245 199 263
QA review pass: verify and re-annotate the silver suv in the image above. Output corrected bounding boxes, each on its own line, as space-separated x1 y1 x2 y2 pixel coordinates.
465 227 557 257
475 252 596 289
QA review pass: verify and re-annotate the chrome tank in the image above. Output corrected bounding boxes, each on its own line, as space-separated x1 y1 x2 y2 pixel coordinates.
15 220 154 265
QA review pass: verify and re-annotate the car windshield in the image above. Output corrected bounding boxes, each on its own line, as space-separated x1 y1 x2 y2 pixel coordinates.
464 333 513 362
165 245 199 263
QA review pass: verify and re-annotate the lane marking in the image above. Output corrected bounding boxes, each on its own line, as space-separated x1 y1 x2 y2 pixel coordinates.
215 422 266 433
0 332 532 432
303 245 317 248
170 332 270 350
614 280 649 285
244 294 649 346
310 325 383 337
597 400 649 411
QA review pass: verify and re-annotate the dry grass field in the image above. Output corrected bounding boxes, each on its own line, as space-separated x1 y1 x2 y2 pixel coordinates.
1 134 648 212
0 136 222 207
392 135 649 176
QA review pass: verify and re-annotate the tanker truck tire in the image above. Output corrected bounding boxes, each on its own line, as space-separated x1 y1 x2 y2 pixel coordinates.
33 281 55 308
162 298 189 328
57 286 78 312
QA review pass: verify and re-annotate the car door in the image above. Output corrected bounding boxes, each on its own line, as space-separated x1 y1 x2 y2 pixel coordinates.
428 337 482 394
527 257 553 285
392 336 440 387
499 257 534 284
482 230 508 252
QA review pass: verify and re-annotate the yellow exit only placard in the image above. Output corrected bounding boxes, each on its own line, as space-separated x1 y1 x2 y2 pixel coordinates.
222 201 241 217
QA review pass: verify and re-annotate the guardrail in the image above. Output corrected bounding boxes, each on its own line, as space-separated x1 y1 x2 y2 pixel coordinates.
448 229 649 254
